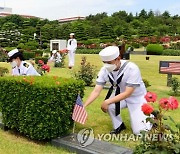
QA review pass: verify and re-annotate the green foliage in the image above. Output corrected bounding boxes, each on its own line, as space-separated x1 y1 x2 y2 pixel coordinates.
4 47 16 52
23 52 35 60
73 56 97 86
0 49 8 62
34 50 43 57
170 77 180 96
143 79 151 88
131 42 141 48
35 57 48 64
0 76 85 140
146 44 163 55
0 67 9 77
170 42 180 50
162 49 180 56
76 49 100 54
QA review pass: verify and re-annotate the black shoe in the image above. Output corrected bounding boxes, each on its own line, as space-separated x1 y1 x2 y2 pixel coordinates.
110 122 126 134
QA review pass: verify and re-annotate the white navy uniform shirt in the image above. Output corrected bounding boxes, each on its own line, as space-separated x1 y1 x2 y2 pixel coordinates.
67 38 77 51
49 52 62 63
12 61 40 76
96 60 147 104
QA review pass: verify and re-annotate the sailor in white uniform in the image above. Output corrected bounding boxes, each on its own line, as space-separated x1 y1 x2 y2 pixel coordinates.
7 49 40 76
49 50 62 63
84 46 151 134
67 33 77 69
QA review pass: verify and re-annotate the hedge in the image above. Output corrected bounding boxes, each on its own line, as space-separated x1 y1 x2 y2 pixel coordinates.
146 44 163 55
35 57 48 64
162 49 180 56
0 76 85 140
23 52 35 60
76 49 100 54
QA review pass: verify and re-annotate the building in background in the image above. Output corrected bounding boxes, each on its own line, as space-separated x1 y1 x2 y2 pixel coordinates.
58 16 85 23
0 6 12 14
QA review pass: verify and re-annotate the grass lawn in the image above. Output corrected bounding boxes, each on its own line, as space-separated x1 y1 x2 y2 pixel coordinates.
0 54 180 153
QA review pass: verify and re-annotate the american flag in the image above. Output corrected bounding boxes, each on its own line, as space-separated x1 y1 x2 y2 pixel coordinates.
72 95 87 124
160 62 180 74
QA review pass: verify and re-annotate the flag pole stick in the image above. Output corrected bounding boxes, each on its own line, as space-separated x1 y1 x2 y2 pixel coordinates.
72 122 76 141
72 122 76 134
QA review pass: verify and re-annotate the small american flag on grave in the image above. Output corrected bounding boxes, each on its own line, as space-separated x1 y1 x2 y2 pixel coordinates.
159 61 180 75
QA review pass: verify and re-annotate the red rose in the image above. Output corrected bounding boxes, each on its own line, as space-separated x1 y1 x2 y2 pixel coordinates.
141 103 154 115
168 96 179 110
38 60 44 65
41 64 50 72
159 98 170 110
145 92 157 102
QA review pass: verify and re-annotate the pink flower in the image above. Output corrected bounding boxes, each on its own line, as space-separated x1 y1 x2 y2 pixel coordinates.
141 103 154 115
168 96 179 110
159 98 170 110
60 49 68 54
38 60 44 65
159 97 179 110
145 92 157 102
41 64 50 72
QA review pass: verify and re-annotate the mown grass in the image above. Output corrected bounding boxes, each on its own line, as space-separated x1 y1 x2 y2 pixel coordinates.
0 54 180 153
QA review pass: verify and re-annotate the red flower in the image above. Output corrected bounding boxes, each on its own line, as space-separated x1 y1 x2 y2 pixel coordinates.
41 64 50 72
141 103 154 115
145 92 157 102
159 98 170 110
159 97 179 110
60 49 68 54
38 60 44 65
168 96 179 110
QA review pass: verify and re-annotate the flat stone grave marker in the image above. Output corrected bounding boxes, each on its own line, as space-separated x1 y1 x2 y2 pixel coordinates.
51 133 133 154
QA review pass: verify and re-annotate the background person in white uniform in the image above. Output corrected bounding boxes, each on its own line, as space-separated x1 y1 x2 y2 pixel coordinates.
67 33 77 69
49 50 62 63
7 49 40 76
84 46 151 135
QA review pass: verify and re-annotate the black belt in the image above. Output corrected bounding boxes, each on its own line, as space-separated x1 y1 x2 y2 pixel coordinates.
105 73 124 116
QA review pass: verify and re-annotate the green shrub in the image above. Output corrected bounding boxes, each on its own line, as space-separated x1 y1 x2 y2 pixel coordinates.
0 76 85 140
162 49 180 56
131 42 140 48
0 49 8 62
23 52 35 60
35 57 48 64
146 44 163 55
73 56 97 86
170 77 180 96
76 49 100 54
4 47 16 52
17 43 25 49
0 67 9 76
34 50 43 57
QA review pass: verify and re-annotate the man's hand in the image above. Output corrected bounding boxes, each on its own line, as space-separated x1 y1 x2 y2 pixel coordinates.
101 100 109 113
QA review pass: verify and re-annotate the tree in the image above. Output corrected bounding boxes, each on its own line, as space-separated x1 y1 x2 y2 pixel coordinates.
162 11 170 19
139 9 148 19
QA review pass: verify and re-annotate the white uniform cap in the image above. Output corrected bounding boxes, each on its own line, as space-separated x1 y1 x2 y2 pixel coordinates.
52 50 57 54
70 33 75 36
8 49 19 58
99 46 120 61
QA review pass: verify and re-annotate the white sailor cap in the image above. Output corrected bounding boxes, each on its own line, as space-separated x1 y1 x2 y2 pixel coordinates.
8 49 19 58
70 33 75 36
99 46 120 61
52 50 57 54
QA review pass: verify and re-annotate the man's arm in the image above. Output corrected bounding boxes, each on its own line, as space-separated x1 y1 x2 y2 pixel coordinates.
84 85 103 107
101 86 135 112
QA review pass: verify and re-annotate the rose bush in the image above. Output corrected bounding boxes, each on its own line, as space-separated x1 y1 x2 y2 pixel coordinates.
135 92 180 154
